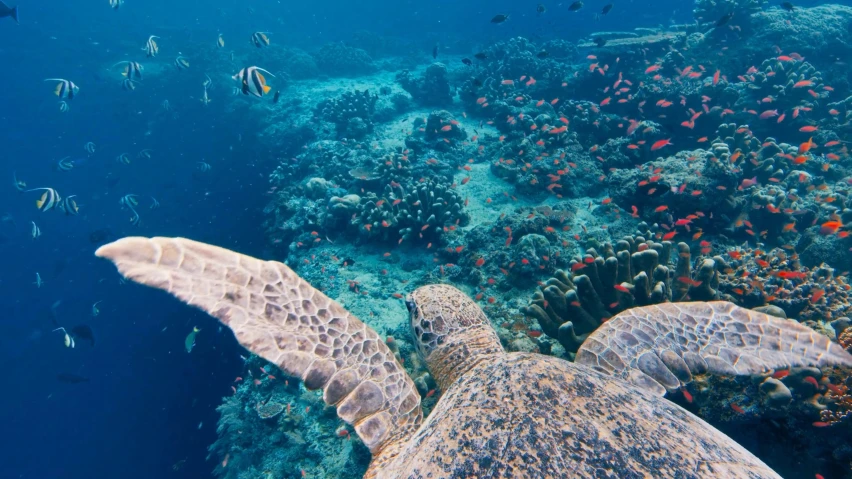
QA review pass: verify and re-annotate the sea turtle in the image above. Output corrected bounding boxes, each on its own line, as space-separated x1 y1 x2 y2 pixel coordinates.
96 237 852 478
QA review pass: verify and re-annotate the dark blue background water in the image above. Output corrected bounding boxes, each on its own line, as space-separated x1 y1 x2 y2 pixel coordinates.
0 0 837 477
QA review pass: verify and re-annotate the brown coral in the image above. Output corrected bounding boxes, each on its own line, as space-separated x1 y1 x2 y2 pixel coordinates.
522 233 727 354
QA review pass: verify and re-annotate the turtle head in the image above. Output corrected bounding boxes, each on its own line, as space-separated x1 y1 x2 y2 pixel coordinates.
408 284 504 391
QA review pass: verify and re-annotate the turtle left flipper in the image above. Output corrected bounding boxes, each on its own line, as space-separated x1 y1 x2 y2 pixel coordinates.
576 301 852 395
95 237 423 457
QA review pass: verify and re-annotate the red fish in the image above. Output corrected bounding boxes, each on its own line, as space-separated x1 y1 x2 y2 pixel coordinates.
650 138 672 151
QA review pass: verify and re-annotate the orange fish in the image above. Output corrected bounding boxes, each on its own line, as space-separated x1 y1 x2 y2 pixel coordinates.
650 138 672 151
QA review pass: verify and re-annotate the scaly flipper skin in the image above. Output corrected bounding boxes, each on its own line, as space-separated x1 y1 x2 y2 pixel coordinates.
576 301 852 395
95 237 422 459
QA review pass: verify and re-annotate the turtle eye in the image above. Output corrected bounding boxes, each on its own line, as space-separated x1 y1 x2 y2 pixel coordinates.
405 300 416 313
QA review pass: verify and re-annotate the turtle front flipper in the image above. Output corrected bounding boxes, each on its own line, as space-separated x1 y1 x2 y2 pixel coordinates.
96 237 423 456
576 301 852 395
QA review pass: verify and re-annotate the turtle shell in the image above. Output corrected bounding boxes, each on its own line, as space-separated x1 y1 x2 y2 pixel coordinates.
376 352 779 479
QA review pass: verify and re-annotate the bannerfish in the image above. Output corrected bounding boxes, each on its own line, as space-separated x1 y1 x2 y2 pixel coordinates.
0 1 18 23
58 195 79 216
108 0 122 9
28 187 61 212
216 33 224 48
13 171 26 191
44 79 79 100
53 327 74 347
113 61 143 80
57 372 89 384
174 56 190 70
233 66 274 98
185 327 200 353
143 35 159 57
250 31 270 48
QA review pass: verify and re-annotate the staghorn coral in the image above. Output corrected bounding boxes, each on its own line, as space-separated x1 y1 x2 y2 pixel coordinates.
317 89 378 140
522 230 727 354
354 178 469 245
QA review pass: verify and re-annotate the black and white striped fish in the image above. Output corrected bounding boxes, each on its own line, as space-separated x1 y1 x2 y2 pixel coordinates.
109 0 123 9
143 35 159 57
216 34 225 48
232 66 274 98
174 56 189 70
28 187 61 212
121 79 139 91
113 61 143 80
44 78 79 100
250 32 270 48
56 157 74 171
59 195 79 216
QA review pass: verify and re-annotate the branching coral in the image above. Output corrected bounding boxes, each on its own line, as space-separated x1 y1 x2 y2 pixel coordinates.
354 179 469 245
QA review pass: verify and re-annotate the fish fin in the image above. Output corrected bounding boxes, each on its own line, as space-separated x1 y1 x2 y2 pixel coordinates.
96 237 424 454
262 85 271 94
577 301 852 395
54 84 61 96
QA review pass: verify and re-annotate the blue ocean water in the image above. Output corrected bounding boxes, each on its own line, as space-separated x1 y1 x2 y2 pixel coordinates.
3 0 852 478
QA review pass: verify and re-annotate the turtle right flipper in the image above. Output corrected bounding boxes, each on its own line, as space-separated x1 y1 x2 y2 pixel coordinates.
576 301 852 395
95 237 423 456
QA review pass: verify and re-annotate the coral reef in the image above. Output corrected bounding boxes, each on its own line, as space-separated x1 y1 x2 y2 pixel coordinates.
693 0 767 25
396 63 453 106
317 89 378 139
313 42 376 77
522 229 727 354
354 178 469 245
208 359 370 479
